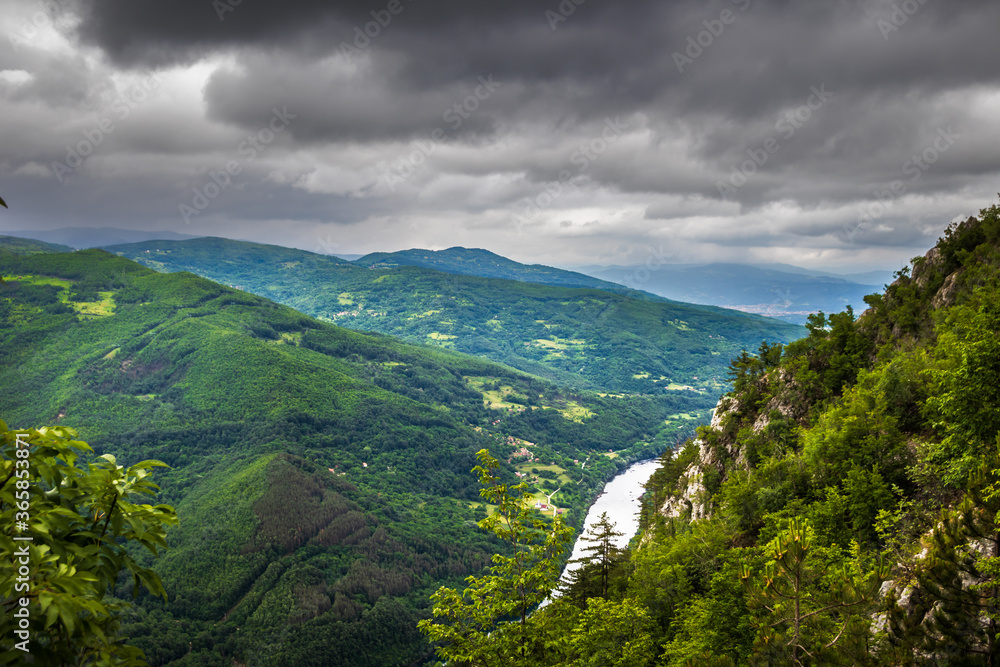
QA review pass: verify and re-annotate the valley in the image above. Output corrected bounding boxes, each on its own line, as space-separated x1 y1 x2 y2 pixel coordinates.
0 243 716 665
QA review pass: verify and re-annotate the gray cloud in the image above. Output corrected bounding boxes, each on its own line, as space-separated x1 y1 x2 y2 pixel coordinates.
0 0 997 273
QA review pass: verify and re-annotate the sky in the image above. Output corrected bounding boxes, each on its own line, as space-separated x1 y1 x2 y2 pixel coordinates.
1 0 998 273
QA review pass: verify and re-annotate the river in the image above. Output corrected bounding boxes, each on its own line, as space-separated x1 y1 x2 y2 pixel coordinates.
554 458 661 593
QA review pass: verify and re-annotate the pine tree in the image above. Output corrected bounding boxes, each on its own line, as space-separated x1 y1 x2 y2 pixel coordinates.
887 464 1000 664
740 517 886 665
576 511 625 599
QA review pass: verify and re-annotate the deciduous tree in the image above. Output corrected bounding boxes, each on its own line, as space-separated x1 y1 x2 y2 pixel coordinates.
0 422 177 665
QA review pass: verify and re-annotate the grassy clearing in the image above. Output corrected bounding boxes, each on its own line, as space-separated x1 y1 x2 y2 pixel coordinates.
270 332 303 345
551 399 593 423
6 277 117 318
534 337 587 350
408 309 441 319
465 377 526 409
71 291 116 317
337 292 354 305
3 274 74 290
665 382 696 391
467 501 498 516
516 462 572 486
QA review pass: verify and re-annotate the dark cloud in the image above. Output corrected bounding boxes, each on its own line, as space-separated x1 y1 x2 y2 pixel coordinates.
0 0 997 271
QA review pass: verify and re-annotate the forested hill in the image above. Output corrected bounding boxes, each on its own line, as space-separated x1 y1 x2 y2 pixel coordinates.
0 246 698 665
0 234 72 255
104 237 805 397
507 202 1000 665
354 246 646 296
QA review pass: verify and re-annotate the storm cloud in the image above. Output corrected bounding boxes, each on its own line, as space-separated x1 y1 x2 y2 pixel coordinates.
1 0 998 270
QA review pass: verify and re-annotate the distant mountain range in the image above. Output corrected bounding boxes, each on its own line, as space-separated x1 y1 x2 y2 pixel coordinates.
105 238 805 396
346 247 893 325
0 227 200 249
573 262 893 324
1 224 893 325
353 247 665 300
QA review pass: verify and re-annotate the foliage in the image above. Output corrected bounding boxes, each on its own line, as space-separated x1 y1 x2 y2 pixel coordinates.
0 422 176 665
418 449 574 666
739 517 886 665
567 597 657 667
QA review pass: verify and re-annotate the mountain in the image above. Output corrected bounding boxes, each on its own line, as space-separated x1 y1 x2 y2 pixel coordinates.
749 262 895 286
105 238 805 398
0 226 200 249
354 246 663 299
0 245 693 665
576 262 883 324
498 202 1000 665
0 234 72 254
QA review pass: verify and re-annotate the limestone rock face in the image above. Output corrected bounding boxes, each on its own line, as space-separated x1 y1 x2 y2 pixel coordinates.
658 396 738 521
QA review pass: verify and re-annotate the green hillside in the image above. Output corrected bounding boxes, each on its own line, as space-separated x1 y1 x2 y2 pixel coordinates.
0 234 73 255
0 248 697 665
105 238 805 397
354 246 652 297
472 202 1000 665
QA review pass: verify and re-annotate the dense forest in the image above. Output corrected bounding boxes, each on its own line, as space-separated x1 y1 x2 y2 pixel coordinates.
9 201 998 665
0 246 703 665
463 202 1000 665
105 238 803 396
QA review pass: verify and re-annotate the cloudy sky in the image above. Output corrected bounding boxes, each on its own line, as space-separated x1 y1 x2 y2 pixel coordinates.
1 0 998 272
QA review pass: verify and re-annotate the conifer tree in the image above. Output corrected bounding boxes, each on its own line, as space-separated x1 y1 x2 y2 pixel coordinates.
887 463 1000 664
740 517 886 665
576 511 625 599
419 449 574 666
